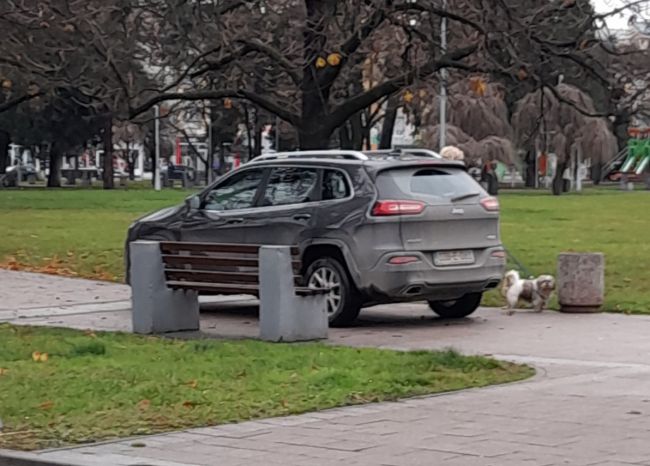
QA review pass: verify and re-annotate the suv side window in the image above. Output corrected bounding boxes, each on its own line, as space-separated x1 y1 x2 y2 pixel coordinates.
322 169 351 201
262 167 318 206
204 168 265 211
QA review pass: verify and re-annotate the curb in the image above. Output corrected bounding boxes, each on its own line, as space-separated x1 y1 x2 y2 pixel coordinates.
0 450 68 466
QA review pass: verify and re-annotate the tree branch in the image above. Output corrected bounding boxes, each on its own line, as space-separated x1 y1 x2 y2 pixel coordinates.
130 89 300 126
0 91 44 113
325 45 480 133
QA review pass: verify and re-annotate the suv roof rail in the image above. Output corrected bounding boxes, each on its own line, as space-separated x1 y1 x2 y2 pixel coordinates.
363 148 442 159
252 150 369 162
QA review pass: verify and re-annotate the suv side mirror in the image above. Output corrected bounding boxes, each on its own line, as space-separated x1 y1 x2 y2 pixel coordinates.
186 195 201 210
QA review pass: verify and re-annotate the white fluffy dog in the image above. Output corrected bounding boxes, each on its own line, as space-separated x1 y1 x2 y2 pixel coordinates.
500 270 556 315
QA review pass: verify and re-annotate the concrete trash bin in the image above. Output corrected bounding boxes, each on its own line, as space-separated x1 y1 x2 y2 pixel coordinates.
557 253 605 313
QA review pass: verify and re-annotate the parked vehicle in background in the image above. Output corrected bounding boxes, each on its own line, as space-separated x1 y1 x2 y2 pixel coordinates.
126 150 505 326
161 162 197 188
1 162 39 187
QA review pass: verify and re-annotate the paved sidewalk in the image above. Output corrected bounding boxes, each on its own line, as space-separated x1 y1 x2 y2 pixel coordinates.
3 271 650 465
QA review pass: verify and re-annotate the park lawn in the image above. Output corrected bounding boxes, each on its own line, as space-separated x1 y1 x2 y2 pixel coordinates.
0 189 192 281
0 324 533 450
483 188 650 313
0 187 649 312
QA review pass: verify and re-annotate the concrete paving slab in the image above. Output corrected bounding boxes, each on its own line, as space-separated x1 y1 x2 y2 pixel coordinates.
3 270 650 466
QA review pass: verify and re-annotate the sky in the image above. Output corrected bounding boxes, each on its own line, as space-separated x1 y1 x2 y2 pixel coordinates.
592 0 646 30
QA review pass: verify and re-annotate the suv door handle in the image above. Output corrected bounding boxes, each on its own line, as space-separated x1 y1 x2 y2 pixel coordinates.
225 218 244 224
293 214 311 221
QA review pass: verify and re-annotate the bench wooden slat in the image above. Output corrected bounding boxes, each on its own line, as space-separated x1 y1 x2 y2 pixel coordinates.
161 254 259 268
161 254 301 272
161 242 299 256
165 269 261 284
295 287 330 296
167 281 327 297
165 269 302 285
167 281 260 294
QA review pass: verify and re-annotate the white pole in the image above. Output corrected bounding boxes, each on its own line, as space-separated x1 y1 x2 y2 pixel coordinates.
576 148 582 193
439 0 448 151
207 110 213 184
275 115 280 151
154 105 161 191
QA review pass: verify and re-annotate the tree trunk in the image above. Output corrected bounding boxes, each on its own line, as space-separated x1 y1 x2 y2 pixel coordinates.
379 96 399 149
298 125 332 150
243 104 254 161
591 162 602 185
552 161 566 196
339 125 352 149
47 142 62 188
524 148 536 187
127 143 136 180
299 0 338 151
103 116 114 189
350 113 364 150
0 130 9 174
253 114 262 158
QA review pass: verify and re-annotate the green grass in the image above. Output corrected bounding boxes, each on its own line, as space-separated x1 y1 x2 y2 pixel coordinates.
485 188 650 313
0 188 192 280
0 324 532 450
0 187 649 311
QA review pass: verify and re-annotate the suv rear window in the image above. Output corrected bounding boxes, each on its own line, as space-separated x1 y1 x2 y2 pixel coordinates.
376 167 484 201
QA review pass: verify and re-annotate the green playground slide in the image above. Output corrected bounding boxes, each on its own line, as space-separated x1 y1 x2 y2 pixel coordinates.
622 138 650 175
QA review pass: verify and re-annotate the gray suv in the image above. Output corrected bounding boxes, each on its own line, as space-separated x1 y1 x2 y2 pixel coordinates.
126 150 505 326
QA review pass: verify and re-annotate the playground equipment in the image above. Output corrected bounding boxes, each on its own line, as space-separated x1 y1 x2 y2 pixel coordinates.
603 128 650 185
621 128 650 174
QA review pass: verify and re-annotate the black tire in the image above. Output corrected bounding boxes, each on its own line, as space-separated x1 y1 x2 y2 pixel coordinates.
305 257 361 327
428 293 482 319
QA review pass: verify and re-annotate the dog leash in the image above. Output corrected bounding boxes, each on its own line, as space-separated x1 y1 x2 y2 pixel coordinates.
503 246 534 279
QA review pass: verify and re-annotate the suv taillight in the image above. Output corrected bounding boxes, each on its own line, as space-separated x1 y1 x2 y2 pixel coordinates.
480 197 499 212
372 200 425 216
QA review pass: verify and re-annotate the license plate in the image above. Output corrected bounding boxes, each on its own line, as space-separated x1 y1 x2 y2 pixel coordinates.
434 250 475 266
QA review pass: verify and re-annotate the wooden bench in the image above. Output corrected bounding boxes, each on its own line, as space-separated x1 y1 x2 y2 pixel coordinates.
159 241 323 297
129 241 329 340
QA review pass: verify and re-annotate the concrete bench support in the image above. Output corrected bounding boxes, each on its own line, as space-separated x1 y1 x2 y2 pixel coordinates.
259 246 328 342
130 240 200 334
557 252 605 313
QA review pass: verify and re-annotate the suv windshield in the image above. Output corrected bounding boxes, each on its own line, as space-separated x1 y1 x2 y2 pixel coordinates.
376 167 484 202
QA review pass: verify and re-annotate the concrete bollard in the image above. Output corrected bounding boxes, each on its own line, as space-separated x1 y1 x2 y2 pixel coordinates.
259 246 328 342
557 253 605 313
130 240 200 334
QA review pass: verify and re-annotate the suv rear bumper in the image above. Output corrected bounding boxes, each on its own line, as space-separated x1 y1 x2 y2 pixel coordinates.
358 247 505 302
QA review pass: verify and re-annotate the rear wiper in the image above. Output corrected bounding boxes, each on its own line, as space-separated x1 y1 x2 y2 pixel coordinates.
451 192 480 203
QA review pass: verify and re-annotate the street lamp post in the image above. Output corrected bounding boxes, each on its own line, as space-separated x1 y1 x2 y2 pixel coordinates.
154 105 161 191
439 0 448 151
207 111 214 184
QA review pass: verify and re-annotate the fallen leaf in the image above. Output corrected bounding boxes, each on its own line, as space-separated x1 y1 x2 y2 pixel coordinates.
39 400 54 410
186 380 198 389
32 351 41 362
39 353 49 362
137 399 151 410
0 368 8 376
182 401 195 409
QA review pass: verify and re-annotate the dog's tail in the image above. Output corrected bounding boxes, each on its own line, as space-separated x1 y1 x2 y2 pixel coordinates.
500 270 520 298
